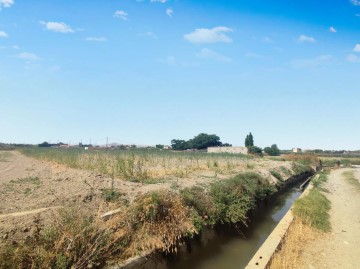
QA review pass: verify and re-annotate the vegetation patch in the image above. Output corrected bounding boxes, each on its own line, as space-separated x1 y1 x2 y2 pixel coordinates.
181 172 276 230
343 170 360 190
0 207 124 269
270 169 283 181
293 189 331 232
0 152 12 162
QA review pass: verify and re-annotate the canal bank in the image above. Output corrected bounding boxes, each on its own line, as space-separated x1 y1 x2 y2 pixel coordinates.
108 171 314 269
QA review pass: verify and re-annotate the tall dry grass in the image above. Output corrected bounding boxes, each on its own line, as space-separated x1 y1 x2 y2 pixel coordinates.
267 218 320 269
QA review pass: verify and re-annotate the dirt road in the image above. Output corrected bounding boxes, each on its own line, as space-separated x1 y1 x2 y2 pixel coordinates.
300 168 360 269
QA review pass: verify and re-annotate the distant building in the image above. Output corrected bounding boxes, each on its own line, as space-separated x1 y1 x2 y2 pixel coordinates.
208 146 249 155
292 148 302 153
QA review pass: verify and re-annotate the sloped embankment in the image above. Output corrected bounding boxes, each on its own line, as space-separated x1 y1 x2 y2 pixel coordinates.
0 166 314 269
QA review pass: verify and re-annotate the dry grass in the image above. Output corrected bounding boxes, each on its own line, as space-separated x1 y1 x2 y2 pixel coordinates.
284 154 319 166
267 218 320 269
20 148 253 182
343 170 360 190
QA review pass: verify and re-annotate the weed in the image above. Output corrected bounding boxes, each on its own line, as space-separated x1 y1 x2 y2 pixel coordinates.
102 188 123 202
293 189 331 232
343 170 360 190
270 170 283 181
0 207 124 269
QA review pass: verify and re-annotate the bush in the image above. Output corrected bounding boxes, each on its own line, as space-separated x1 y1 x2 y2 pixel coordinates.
247 146 263 156
0 207 123 269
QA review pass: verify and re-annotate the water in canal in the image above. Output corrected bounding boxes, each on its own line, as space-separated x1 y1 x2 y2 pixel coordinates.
136 180 305 269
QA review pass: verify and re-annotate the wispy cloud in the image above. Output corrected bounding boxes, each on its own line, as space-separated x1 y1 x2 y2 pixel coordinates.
298 34 316 43
197 48 231 62
151 0 168 3
40 21 75 33
291 55 332 69
350 0 360 6
138 31 157 39
329 26 337 33
17 52 41 61
114 10 128 20
346 54 360 62
353 44 360 52
159 56 177 66
166 8 173 17
184 27 233 44
85 37 107 42
0 0 14 10
0 30 8 38
262 36 273 43
245 52 265 59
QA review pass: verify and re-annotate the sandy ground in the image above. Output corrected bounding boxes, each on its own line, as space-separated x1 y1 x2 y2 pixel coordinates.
0 151 292 245
300 168 360 269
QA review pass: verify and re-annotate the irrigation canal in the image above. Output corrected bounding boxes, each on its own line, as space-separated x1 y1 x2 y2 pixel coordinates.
129 178 307 269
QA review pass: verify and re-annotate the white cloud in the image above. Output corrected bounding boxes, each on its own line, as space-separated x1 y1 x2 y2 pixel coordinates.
85 37 107 42
40 21 75 33
291 55 332 69
114 10 128 20
350 0 360 6
197 48 231 62
0 0 14 10
184 27 233 44
166 8 173 17
346 54 360 62
151 0 168 3
17 52 41 61
329 26 337 33
298 34 316 43
353 44 360 52
0 30 8 38
12 44 19 49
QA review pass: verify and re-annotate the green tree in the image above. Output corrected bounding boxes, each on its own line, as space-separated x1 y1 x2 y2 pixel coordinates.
245 132 254 147
264 144 280 156
155 144 164 149
189 133 222 150
248 146 263 156
171 139 189 150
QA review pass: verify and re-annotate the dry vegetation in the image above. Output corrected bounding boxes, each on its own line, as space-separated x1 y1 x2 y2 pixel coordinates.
0 149 317 269
19 148 255 182
267 170 331 269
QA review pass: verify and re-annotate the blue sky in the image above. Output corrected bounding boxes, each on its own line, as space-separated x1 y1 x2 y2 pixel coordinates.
0 0 359 150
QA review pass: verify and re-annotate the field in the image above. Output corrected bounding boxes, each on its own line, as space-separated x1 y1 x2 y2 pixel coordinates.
0 149 316 268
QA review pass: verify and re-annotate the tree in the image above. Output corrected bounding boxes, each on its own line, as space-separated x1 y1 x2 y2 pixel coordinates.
245 132 254 147
156 144 164 149
264 144 280 156
171 139 189 150
248 146 263 156
189 133 222 150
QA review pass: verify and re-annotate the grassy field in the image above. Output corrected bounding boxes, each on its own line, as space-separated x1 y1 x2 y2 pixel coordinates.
19 148 254 181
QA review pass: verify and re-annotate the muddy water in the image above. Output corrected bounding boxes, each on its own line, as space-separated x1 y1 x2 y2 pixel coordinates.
137 181 304 269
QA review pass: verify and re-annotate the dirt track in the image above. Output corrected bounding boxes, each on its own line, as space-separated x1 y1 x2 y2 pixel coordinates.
300 168 360 269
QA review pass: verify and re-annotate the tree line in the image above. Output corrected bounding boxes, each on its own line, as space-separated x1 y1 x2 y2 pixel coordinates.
171 133 232 150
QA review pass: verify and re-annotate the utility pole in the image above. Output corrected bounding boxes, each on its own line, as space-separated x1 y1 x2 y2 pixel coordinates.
106 137 108 148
